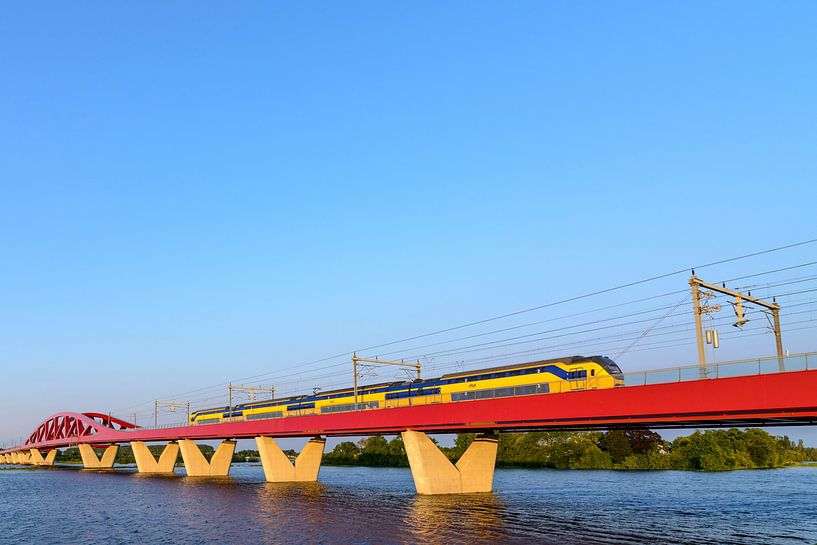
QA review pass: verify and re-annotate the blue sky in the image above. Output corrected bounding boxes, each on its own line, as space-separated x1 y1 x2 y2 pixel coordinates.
1 3 816 448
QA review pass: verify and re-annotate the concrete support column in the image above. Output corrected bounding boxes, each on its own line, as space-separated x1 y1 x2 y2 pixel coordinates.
11 452 20 464
256 436 326 482
17 451 32 465
29 449 57 466
78 444 119 469
44 449 57 465
402 430 499 495
131 441 180 474
178 439 236 477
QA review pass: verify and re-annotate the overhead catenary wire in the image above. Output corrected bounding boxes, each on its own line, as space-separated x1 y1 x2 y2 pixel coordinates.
614 295 691 359
133 300 817 417
113 239 817 415
136 314 817 419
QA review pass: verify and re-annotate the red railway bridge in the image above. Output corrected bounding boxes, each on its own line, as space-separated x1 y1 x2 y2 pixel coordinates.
3 353 816 494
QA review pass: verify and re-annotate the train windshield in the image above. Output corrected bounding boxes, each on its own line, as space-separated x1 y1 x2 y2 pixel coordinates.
598 356 623 375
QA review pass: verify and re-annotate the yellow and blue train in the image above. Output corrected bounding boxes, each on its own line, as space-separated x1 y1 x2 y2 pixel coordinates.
190 355 623 425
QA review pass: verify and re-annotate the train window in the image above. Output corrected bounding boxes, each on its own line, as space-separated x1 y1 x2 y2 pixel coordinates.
591 369 596 376
246 412 283 420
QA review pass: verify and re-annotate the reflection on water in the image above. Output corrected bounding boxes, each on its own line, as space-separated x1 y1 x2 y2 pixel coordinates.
407 494 510 545
255 481 327 530
1 464 816 545
256 480 326 503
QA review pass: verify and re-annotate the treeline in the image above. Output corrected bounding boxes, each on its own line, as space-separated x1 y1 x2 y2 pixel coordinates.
323 429 817 471
55 446 290 465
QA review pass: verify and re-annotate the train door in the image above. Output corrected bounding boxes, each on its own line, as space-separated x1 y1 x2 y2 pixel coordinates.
568 368 588 391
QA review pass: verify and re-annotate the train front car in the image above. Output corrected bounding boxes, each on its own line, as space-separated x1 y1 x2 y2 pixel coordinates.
438 355 622 401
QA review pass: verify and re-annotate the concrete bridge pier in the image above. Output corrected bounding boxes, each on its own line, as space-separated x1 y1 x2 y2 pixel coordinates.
402 430 499 495
3 453 11 464
132 441 180 474
11 452 20 464
179 439 236 477
78 444 119 469
16 451 32 465
29 448 57 466
256 436 326 482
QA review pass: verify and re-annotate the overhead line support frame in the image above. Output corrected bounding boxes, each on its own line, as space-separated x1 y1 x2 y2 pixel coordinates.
689 274 784 376
352 353 421 410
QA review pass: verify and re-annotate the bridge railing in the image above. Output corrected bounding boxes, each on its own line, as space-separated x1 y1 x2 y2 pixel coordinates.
123 421 192 432
621 352 815 387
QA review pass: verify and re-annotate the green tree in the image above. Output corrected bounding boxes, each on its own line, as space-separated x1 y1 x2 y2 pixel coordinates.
233 449 260 463
449 433 476 460
323 441 360 465
575 444 613 469
624 429 662 454
744 429 777 467
600 430 633 464
357 435 408 466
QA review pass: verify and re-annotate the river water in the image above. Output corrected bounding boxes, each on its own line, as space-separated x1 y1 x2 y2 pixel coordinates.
0 463 815 545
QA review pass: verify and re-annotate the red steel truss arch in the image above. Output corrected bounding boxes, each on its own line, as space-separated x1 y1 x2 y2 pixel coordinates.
21 412 137 450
